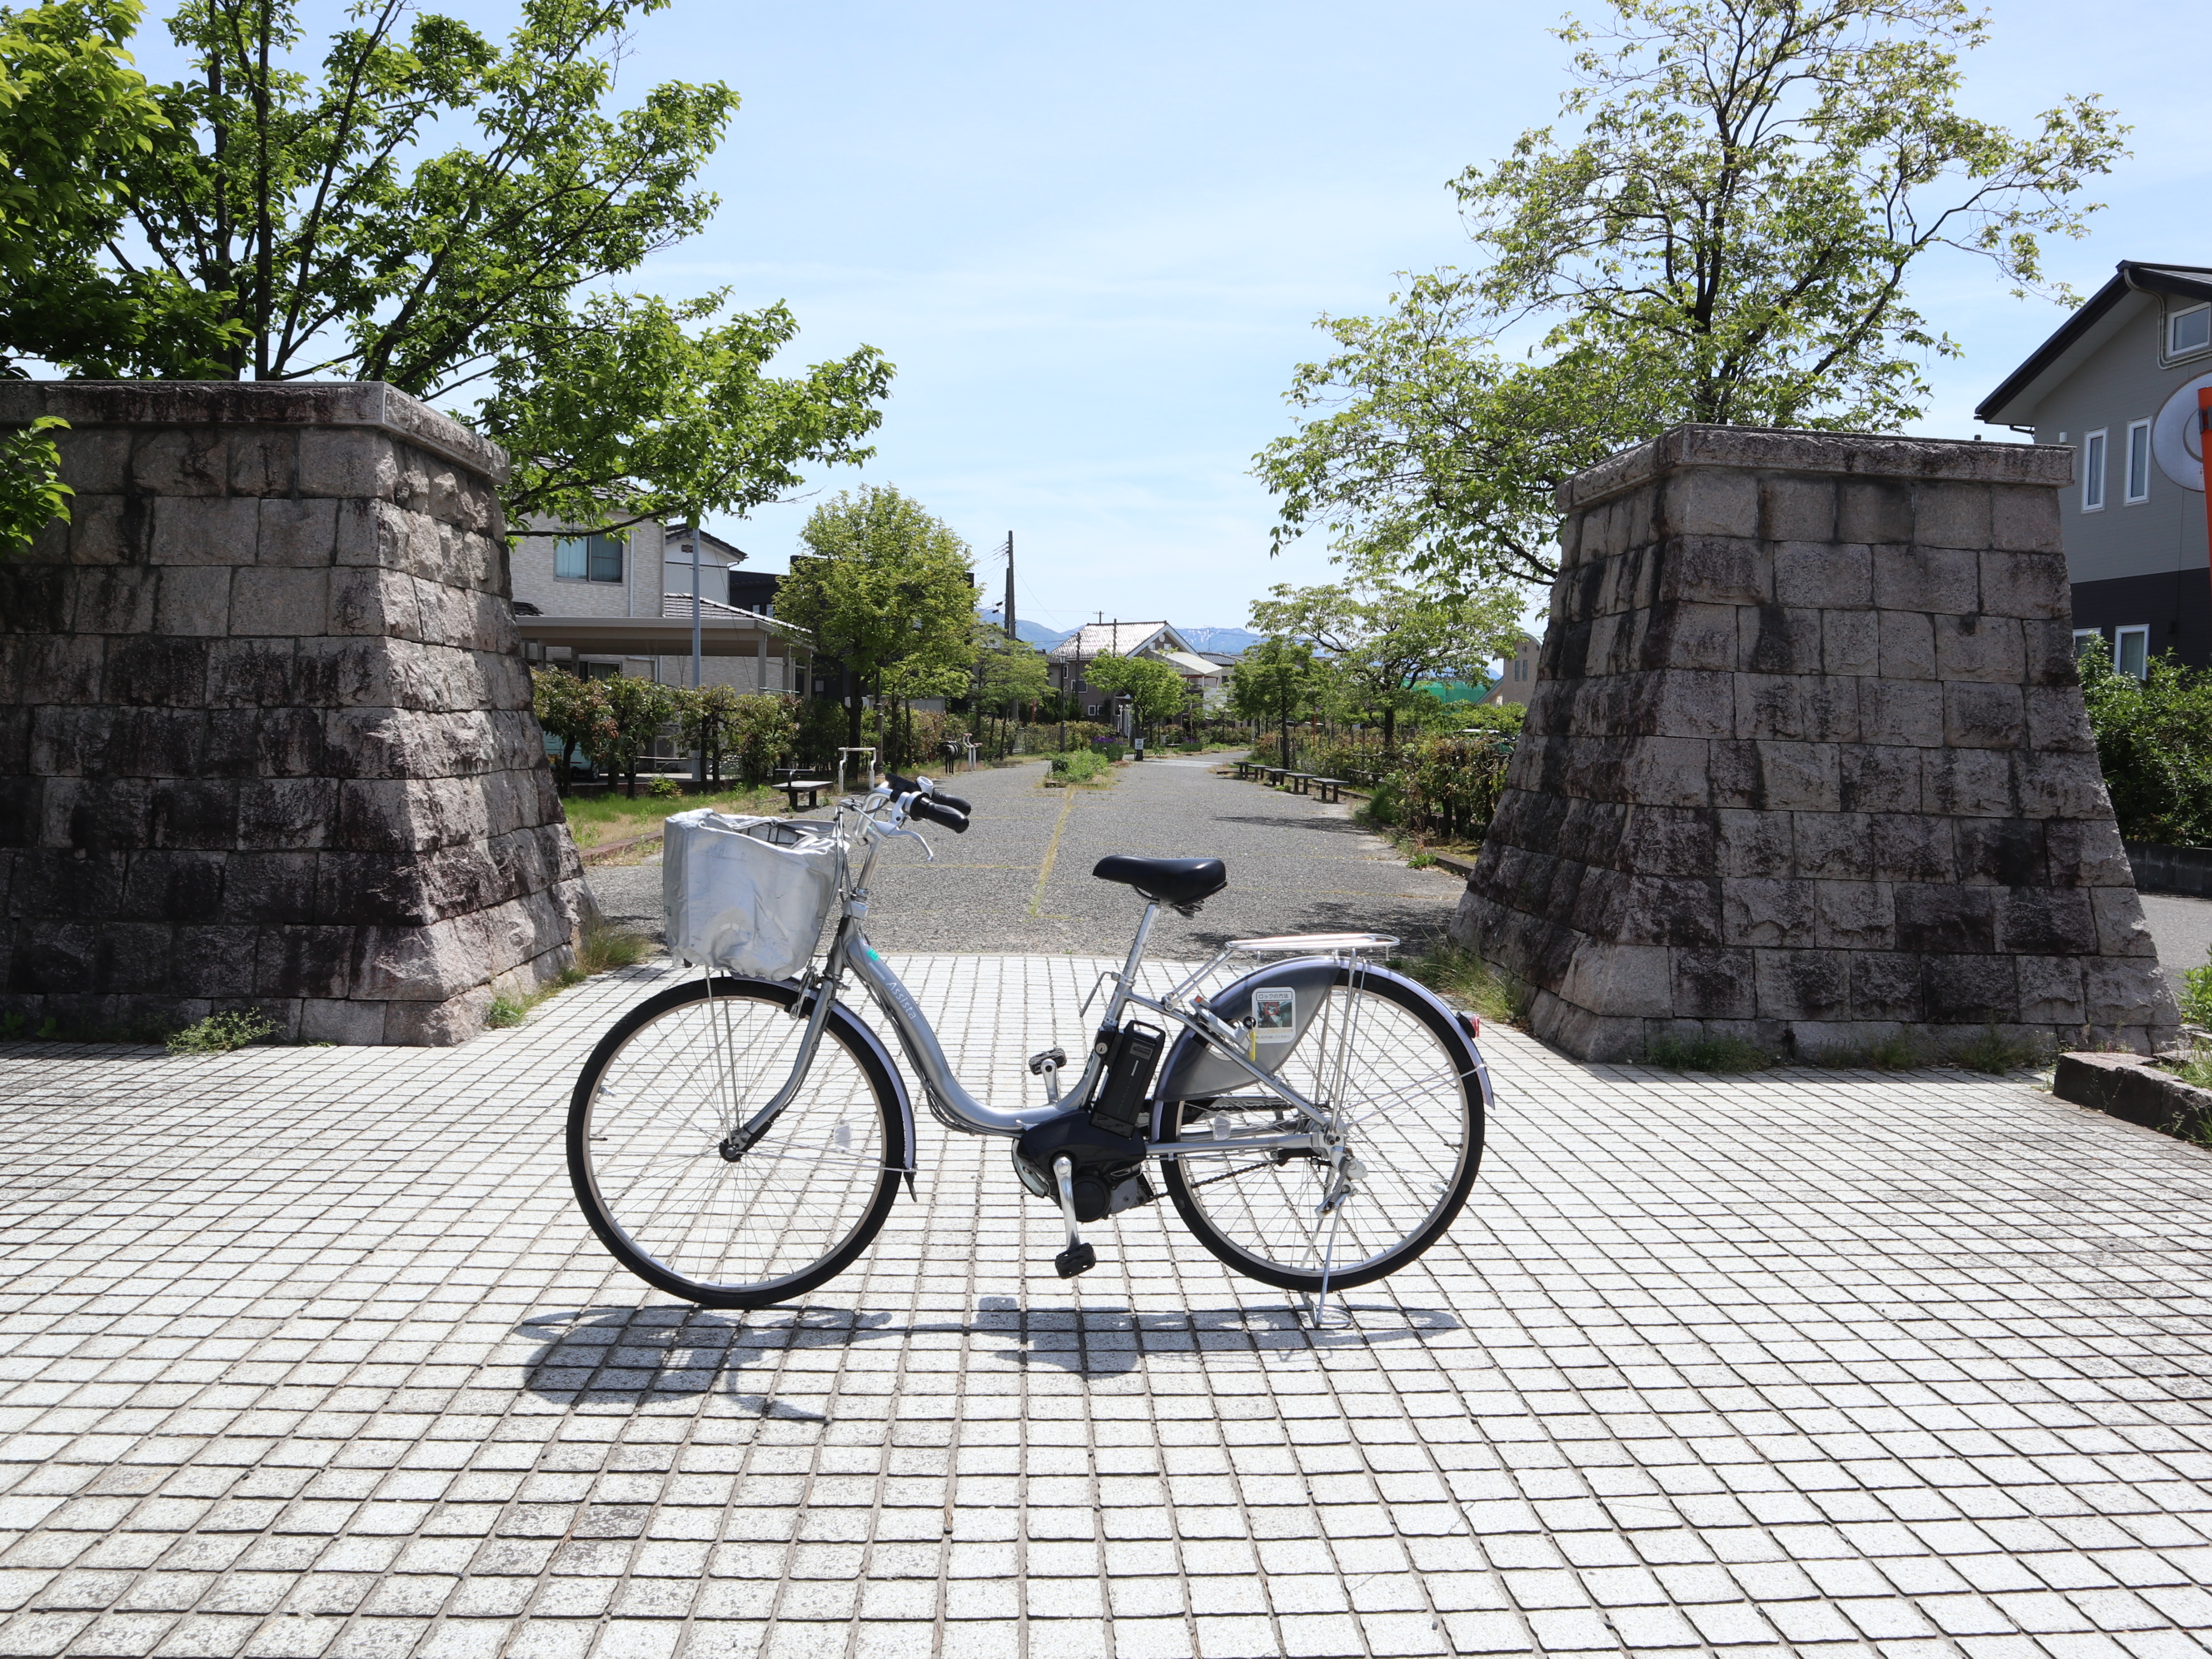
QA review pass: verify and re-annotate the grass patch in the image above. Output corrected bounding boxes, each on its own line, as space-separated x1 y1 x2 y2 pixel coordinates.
166 1009 278 1055
560 782 793 851
1806 1031 1928 1070
1043 750 1112 788
1948 1023 2050 1075
1643 1034 1773 1074
577 916 651 975
486 996 528 1029
1391 944 1531 1031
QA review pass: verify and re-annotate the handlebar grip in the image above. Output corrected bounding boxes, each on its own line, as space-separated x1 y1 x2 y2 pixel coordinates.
931 790 973 815
911 797 969 834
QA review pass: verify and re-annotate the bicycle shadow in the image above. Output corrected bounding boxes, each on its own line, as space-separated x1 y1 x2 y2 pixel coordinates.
515 1296 1462 1400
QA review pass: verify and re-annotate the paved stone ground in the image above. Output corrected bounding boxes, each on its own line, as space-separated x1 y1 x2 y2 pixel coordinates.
585 760 1467 958
5 944 2212 1659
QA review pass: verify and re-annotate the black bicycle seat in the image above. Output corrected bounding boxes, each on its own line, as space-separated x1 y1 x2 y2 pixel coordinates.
1091 855 1228 907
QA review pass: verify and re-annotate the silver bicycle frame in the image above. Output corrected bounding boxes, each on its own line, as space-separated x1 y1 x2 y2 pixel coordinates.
733 780 1338 1155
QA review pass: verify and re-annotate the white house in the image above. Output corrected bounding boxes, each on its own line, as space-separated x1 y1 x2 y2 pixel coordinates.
1046 620 1229 715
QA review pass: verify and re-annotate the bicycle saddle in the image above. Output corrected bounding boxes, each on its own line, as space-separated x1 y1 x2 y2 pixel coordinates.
1091 855 1227 907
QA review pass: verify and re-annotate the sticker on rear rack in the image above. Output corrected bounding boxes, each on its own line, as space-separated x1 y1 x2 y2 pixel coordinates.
1252 987 1296 1037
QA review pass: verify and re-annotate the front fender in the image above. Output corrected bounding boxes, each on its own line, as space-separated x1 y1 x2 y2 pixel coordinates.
1150 958 1491 1136
825 1002 918 1176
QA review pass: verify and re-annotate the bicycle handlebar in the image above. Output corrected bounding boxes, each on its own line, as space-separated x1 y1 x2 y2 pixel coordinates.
911 797 969 834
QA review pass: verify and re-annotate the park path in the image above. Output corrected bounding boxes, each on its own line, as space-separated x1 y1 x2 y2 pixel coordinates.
586 758 1468 959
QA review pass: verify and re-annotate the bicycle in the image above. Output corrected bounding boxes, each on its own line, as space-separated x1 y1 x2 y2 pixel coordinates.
567 774 1490 1315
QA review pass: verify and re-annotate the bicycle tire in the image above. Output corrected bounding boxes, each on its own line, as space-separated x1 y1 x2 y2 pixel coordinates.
1158 967 1482 1293
568 975 906 1308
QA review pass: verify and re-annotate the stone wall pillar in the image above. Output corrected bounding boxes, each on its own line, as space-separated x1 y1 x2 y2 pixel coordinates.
0 382 585 1044
1452 425 2180 1062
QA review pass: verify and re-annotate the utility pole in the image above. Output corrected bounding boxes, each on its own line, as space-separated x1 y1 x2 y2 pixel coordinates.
687 520 705 788
1000 533 1015 642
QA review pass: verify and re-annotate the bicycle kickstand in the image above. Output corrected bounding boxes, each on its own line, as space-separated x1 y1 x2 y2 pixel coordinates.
1051 1156 1096 1279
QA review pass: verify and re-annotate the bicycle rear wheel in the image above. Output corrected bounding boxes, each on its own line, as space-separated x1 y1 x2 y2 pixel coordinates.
1158 968 1482 1293
568 975 905 1308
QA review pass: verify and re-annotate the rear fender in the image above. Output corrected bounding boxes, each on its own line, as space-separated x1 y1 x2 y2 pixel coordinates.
1150 958 1491 1135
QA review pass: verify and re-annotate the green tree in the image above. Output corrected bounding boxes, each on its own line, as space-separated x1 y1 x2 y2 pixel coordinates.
1082 652 1188 745
2079 641 2212 846
778 485 977 749
974 629 1049 717
1259 0 2125 590
0 416 70 555
1229 639 1322 770
531 665 612 791
679 687 794 786
592 673 682 798
1249 575 1524 755
1 0 890 538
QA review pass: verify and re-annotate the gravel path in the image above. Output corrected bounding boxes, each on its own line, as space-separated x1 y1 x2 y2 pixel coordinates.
580 759 1465 958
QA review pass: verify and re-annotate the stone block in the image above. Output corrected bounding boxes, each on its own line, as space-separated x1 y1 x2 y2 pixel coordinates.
57 428 129 494
237 780 337 849
67 496 137 566
1837 746 1921 815
381 986 496 1047
299 997 386 1044
227 428 299 497
2021 620 2079 688
328 566 425 640
1821 609 1879 677
1871 815 1955 883
253 925 353 999
1754 742 1841 811
1989 486 2064 555
1653 537 1767 606
1996 888 2096 955
1791 812 1874 879
1619 738 1715 810
257 498 338 568
1642 603 1738 671
1814 881 1894 949
231 568 330 638
2015 955 2086 1024
1923 953 2017 1023
1754 949 1850 1020
1873 546 1977 615
1716 810 1792 876
1638 670 1735 740
2083 957 2176 1026
1978 550 2070 620
1875 610 1936 680
1670 949 1756 1019
2045 818 2132 889
1774 541 1871 610
153 565 233 637
1836 479 1913 544
2024 686 2095 752
1759 476 1837 542
2015 751 2111 821
1933 615 2024 684
150 496 259 567
2090 887 2157 958
1894 885 1996 954
71 567 159 635
1738 605 1824 676
1849 951 1925 1021
1857 680 1942 748
1943 683 2026 750
1662 470 1760 538
1955 817 2045 887
1722 879 1816 948
105 637 212 709
1911 482 1994 551
1612 807 1716 876
1926 748 2017 817
297 429 397 500
129 428 228 496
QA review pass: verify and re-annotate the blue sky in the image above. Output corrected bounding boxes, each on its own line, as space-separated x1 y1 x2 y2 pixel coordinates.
133 2 2212 635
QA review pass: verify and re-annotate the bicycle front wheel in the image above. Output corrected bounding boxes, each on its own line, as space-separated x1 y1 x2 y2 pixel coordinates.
568 975 906 1308
1158 968 1482 1293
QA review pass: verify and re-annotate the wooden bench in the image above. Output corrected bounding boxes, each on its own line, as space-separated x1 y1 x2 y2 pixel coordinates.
781 777 830 812
1263 767 1287 788
1233 760 1253 780
1313 777 1346 804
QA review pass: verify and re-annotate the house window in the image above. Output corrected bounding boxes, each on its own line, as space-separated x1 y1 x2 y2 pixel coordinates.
2115 625 2150 680
2171 304 2211 358
555 533 625 582
2081 429 2107 511
1513 655 1528 681
2125 420 2152 503
2072 628 2104 659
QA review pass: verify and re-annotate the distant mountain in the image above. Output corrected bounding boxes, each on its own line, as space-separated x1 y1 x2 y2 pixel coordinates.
1175 626 1261 655
976 610 1073 649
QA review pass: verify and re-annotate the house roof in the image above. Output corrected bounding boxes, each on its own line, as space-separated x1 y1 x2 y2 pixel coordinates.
660 591 790 629
1046 620 1193 662
664 524 748 565
1157 650 1221 677
1976 262 2212 426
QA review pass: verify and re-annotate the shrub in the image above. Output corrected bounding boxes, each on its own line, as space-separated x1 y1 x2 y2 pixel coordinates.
167 1009 278 1055
486 996 528 1029
1393 944 1530 1030
2181 958 2212 1029
2080 640 2212 844
1046 750 1109 786
647 775 682 799
1397 732 1515 840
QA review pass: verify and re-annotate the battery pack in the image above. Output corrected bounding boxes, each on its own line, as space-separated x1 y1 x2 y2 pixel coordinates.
1090 1021 1164 1139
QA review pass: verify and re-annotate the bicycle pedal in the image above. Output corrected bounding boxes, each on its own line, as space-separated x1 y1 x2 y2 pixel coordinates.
1054 1242 1097 1279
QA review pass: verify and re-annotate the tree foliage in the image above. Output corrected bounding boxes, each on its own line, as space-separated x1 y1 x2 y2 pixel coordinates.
974 630 1049 716
1258 0 2126 590
1082 652 1188 738
2079 642 2212 848
778 486 977 745
0 415 69 552
1248 572 1524 751
1229 638 1322 770
0 0 891 538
